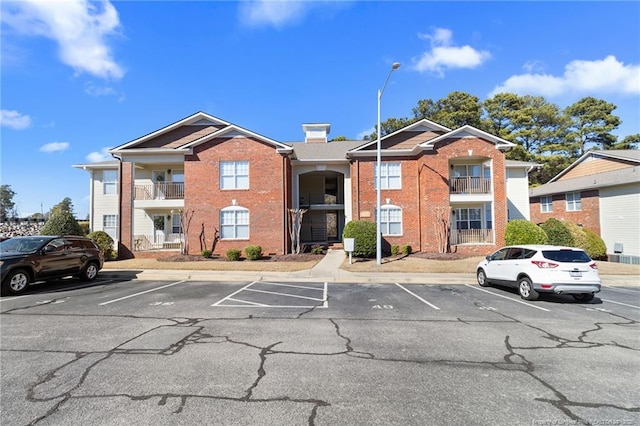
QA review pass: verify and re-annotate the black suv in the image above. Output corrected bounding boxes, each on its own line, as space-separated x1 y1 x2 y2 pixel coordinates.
0 235 104 295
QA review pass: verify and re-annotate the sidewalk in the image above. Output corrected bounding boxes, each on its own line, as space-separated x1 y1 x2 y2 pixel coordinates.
100 249 640 287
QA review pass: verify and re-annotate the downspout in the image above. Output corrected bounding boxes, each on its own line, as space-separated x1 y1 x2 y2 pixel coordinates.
417 162 423 253
111 153 124 255
282 155 287 255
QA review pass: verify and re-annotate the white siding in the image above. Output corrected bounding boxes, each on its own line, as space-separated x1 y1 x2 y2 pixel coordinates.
506 168 530 220
92 169 119 243
599 183 640 257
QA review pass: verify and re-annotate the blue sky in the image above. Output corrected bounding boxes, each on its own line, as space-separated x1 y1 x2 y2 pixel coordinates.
1 1 639 219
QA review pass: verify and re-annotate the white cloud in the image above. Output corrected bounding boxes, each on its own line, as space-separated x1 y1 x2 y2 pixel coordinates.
84 82 125 101
239 1 310 28
412 28 491 76
490 55 640 97
357 126 375 140
0 109 32 129
1 0 124 80
40 142 70 153
86 147 112 162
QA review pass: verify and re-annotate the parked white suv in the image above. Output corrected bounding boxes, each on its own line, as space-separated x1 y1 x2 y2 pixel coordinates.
476 245 601 302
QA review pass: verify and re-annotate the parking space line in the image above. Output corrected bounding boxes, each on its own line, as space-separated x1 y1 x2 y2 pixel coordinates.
226 297 269 307
0 295 26 303
465 284 551 312
260 282 324 291
211 281 259 306
601 299 640 309
245 288 325 302
395 283 440 310
99 280 187 306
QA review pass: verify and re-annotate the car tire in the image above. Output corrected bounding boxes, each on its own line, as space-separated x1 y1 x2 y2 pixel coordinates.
572 293 595 303
518 277 538 301
477 269 490 287
80 262 99 281
2 269 30 295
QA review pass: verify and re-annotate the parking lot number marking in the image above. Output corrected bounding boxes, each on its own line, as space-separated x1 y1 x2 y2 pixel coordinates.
465 284 550 312
600 298 640 309
99 280 187 306
395 283 440 310
372 305 394 309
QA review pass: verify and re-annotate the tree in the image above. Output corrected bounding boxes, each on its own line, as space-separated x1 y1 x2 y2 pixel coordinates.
330 136 349 141
613 133 640 150
481 93 525 139
366 117 415 141
50 197 75 216
40 211 84 236
430 91 483 129
564 97 620 155
0 185 16 221
507 95 566 155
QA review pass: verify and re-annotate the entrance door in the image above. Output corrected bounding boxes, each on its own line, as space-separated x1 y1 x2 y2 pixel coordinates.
152 171 166 199
326 211 338 241
152 214 166 247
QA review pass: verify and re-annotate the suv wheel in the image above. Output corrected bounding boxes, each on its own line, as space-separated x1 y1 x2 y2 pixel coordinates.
80 262 99 281
477 269 489 287
3 269 30 295
518 277 538 301
572 293 595 303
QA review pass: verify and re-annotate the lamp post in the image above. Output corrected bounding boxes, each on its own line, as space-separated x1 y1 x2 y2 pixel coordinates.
376 62 400 265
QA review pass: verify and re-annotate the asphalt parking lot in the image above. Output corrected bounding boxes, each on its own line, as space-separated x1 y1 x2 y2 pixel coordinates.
1 278 639 425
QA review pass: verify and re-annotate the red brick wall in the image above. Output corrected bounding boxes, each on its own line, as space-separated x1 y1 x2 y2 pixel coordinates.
119 161 134 259
530 190 600 234
351 137 508 256
184 137 288 257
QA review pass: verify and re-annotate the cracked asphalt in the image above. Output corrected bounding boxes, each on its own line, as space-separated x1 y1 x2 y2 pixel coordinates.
1 278 638 425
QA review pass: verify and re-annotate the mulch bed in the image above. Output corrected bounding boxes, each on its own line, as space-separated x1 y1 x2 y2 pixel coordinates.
158 251 472 263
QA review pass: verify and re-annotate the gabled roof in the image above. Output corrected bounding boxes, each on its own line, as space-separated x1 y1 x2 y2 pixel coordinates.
110 111 290 154
530 166 640 197
349 119 450 153
548 149 640 183
291 140 365 161
419 125 516 150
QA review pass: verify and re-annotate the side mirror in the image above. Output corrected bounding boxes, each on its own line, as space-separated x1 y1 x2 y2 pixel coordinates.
43 245 55 253
485 255 491 261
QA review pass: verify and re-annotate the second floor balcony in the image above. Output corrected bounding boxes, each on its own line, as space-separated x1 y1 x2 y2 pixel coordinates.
449 176 491 194
134 182 184 200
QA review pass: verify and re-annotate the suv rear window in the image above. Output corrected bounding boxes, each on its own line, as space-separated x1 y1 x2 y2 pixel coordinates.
542 249 591 263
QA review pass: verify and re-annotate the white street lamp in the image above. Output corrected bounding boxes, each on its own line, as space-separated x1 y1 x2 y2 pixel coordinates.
376 62 400 265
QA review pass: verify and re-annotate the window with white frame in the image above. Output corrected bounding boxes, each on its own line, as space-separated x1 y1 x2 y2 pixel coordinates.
540 196 553 213
566 192 581 211
220 161 249 189
374 162 401 189
220 207 249 239
103 170 117 195
455 208 482 230
171 214 182 234
102 214 117 240
378 205 402 236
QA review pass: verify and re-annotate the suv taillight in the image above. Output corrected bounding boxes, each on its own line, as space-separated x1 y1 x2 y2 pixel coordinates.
590 262 598 270
531 260 558 269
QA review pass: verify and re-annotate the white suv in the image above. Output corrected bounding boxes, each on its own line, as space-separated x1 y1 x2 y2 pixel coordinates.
476 245 601 302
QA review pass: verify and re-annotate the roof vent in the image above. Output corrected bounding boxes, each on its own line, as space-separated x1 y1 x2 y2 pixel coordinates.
302 123 331 143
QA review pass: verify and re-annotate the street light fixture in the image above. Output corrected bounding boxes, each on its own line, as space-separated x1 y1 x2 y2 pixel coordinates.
376 62 400 265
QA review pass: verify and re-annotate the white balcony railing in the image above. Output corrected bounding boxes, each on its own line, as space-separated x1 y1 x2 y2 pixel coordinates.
450 228 493 245
449 177 491 194
134 183 184 200
133 233 183 251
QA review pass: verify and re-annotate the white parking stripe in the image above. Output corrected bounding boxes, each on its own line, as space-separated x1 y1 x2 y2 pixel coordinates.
0 295 26 303
259 282 325 291
226 297 268 307
601 298 640 309
99 280 187 306
323 282 328 308
211 281 259 306
245 288 325 301
465 284 551 312
395 283 440 310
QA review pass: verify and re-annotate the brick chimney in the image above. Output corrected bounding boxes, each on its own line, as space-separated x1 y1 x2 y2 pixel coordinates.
302 123 331 143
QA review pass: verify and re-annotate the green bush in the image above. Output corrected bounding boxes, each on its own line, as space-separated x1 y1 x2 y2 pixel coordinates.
504 219 548 246
539 218 574 247
562 220 587 250
244 245 263 260
226 249 241 261
391 245 400 256
311 244 325 255
402 245 412 255
87 231 115 259
40 211 85 236
583 228 607 260
342 220 377 258
201 249 212 258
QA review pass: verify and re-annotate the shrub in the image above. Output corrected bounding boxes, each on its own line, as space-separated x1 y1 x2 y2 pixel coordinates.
342 220 377 258
40 211 85 236
311 244 325 255
402 245 412 255
583 228 607 260
562 220 588 250
87 231 115 259
244 245 263 260
539 218 574 247
226 249 241 261
391 245 400 256
201 249 212 258
504 219 548 246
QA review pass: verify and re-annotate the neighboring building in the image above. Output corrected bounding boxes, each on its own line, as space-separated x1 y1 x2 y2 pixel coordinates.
74 112 537 258
530 150 640 263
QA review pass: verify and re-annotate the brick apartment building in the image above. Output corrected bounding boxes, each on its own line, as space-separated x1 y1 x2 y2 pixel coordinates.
74 112 537 258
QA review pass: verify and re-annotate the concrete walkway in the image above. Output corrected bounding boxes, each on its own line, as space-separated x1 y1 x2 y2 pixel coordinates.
99 249 640 287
